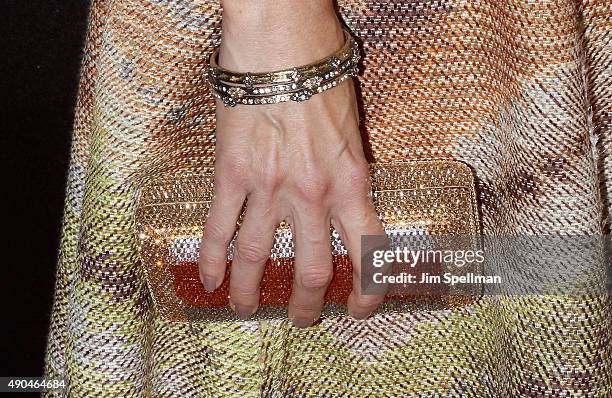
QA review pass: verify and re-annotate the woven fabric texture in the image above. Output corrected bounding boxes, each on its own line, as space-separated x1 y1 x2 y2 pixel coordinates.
43 0 611 396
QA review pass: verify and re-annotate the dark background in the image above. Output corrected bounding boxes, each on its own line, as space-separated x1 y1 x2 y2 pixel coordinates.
2 1 90 377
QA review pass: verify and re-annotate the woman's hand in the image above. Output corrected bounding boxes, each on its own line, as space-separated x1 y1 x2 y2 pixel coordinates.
198 0 386 327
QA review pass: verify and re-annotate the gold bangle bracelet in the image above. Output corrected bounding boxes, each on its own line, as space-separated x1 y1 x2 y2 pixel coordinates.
205 27 361 106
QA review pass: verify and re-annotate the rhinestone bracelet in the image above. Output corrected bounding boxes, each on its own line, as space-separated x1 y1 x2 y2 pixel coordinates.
205 28 361 107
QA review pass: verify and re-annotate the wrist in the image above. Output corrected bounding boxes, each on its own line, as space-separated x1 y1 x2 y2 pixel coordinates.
219 0 345 72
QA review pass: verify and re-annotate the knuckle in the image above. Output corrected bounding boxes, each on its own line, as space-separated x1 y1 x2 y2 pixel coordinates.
259 167 284 192
341 161 371 193
297 267 333 290
203 220 229 244
234 239 269 264
294 168 330 202
217 155 249 181
198 241 228 269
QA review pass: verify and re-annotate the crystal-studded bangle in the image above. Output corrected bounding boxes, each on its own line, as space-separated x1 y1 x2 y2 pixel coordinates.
205 27 361 107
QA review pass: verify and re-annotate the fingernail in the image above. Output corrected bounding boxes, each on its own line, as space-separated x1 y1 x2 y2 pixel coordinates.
201 276 218 292
231 303 255 320
348 310 372 321
291 318 313 328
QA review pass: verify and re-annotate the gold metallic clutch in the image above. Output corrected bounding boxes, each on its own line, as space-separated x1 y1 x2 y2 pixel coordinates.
135 160 482 322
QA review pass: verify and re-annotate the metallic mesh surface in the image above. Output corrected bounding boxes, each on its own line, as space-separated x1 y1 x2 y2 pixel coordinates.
134 161 481 322
43 0 612 396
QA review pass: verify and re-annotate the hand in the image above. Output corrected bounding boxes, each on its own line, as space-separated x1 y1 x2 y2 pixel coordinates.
198 0 386 327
